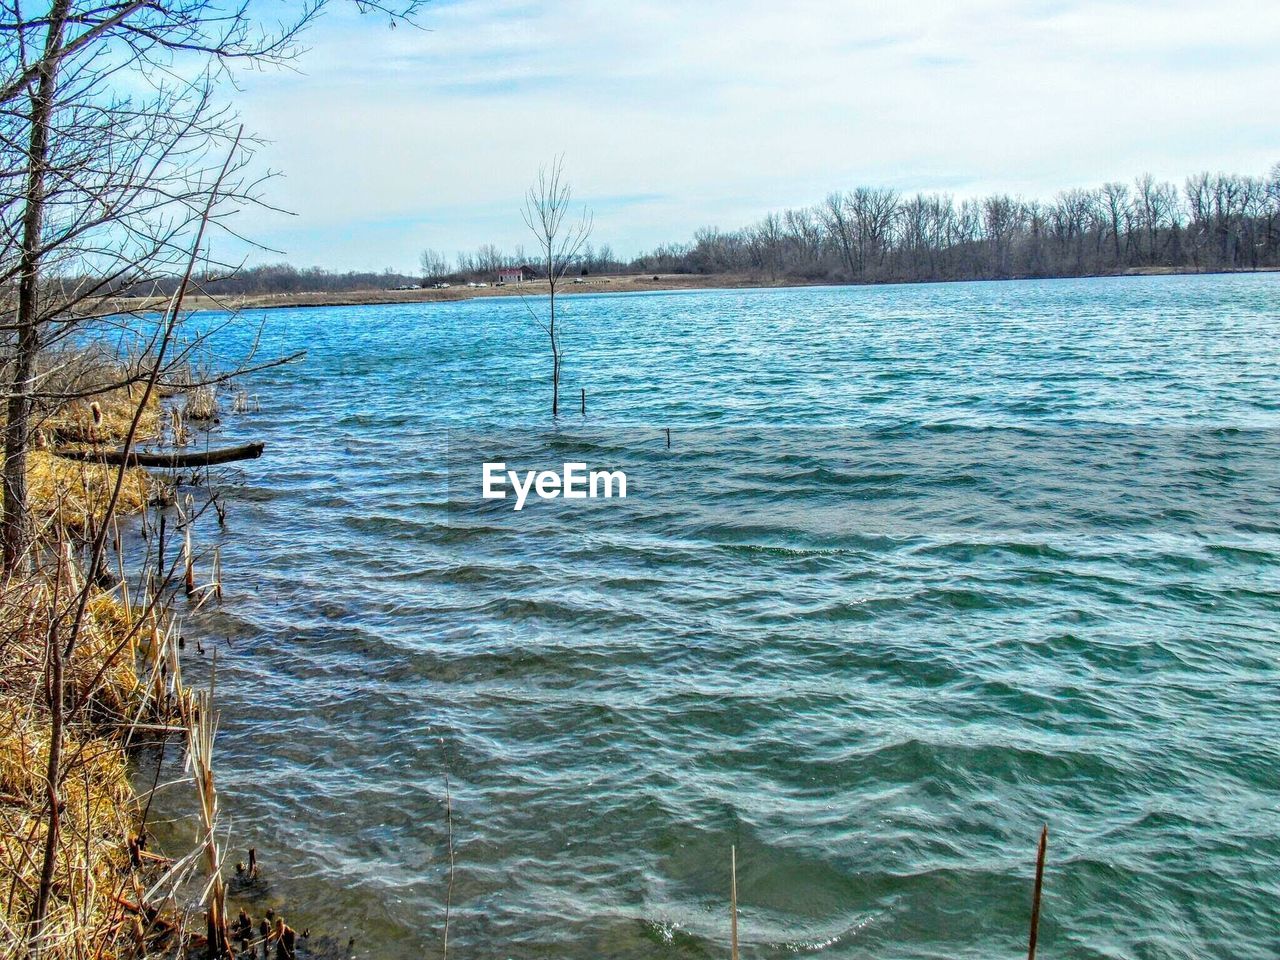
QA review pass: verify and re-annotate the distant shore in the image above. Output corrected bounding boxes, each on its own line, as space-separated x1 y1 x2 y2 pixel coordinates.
112 272 809 313
109 265 1279 314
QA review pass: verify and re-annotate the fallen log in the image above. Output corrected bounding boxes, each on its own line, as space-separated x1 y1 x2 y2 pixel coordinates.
52 441 265 468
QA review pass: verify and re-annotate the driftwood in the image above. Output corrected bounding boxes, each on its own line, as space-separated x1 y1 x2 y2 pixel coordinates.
52 441 264 468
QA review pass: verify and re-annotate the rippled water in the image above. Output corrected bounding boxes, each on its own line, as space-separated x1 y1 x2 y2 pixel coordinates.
156 275 1280 959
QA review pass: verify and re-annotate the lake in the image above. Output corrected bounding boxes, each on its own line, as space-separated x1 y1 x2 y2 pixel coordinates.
159 274 1280 959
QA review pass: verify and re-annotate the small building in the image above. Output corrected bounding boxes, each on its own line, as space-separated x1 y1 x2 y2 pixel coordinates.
497 265 536 284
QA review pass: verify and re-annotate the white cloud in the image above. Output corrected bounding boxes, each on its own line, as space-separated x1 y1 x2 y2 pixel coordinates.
218 0 1280 271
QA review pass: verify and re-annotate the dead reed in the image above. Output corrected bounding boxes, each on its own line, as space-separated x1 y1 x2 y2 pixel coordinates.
2 349 231 957
0 562 183 959
182 386 219 425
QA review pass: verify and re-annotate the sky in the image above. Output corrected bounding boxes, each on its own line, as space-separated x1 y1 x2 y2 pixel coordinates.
223 0 1280 273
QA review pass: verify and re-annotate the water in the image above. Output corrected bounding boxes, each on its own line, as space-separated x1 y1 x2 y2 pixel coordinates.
157 275 1280 959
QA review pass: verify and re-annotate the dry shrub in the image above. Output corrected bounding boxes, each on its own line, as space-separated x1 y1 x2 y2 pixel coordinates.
26 349 163 447
0 349 215 959
0 580 146 960
183 385 218 423
44 384 162 447
26 451 153 533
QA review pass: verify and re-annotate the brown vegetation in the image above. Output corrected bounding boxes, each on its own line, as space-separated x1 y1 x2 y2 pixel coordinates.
1 580 153 958
0 379 175 960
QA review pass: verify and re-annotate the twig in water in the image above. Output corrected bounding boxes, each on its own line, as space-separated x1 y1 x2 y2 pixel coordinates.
441 749 455 960
1027 824 1048 960
730 845 739 960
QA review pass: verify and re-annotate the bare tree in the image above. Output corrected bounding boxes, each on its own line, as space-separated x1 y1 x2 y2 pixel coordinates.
0 0 423 573
22 126 244 954
1098 181 1132 267
1264 162 1280 262
420 248 451 281
850 186 899 275
1133 173 1178 265
474 243 505 275
520 157 591 417
0 0 423 948
819 191 856 278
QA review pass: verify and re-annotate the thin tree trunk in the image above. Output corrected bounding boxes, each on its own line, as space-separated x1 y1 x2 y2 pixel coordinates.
3 0 70 575
549 253 558 417
29 624 63 947
4 319 38 575
28 544 68 950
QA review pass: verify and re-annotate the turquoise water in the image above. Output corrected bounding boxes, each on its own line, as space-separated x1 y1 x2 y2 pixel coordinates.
167 275 1279 958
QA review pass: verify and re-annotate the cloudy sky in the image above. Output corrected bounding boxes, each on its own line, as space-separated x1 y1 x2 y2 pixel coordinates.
226 0 1280 272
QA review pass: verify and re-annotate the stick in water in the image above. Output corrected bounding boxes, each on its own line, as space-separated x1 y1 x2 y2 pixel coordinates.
1027 824 1048 960
731 845 739 960
441 739 455 960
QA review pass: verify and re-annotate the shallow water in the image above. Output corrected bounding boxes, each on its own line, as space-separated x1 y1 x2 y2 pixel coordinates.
158 275 1280 958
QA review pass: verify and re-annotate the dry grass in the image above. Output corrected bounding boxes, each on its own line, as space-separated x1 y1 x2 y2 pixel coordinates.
103 271 801 312
11 355 166 534
0 580 151 959
22 349 163 449
27 451 154 534
0 358 189 959
42 384 162 448
0 564 203 959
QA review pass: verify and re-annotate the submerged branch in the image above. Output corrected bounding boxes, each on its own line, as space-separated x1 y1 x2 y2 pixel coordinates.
51 440 264 467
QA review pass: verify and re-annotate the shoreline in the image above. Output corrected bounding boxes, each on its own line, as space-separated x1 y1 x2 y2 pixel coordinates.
0 379 304 958
109 265 1280 314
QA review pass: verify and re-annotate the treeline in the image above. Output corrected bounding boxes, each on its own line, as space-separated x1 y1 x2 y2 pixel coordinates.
117 263 423 298
631 164 1280 282
122 162 1280 298
420 243 625 282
